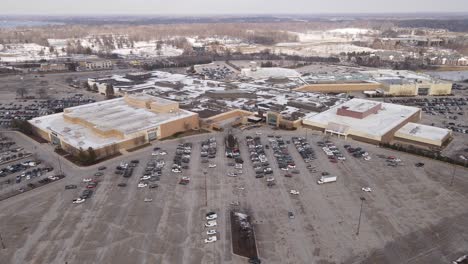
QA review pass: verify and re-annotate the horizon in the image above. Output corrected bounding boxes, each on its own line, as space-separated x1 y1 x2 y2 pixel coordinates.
2 0 468 16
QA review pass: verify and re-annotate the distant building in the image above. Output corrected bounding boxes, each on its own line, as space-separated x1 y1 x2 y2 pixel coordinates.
125 72 152 81
39 63 68 72
77 60 113 71
362 70 452 96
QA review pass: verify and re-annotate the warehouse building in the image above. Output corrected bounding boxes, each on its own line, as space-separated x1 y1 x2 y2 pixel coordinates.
29 94 199 159
303 98 421 144
394 123 452 148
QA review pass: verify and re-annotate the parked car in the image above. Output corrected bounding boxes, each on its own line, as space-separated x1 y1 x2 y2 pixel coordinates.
72 198 86 204
204 236 217 243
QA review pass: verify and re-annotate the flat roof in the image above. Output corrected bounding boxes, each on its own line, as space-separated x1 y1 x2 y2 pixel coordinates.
342 101 380 113
30 96 197 149
125 93 176 106
395 123 450 142
241 67 301 79
304 98 420 138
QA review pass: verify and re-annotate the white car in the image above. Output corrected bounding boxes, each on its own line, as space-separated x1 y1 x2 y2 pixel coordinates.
159 151 167 156
208 164 217 168
141 176 151 180
362 152 369 157
255 132 262 135
151 152 159 156
172 169 181 173
206 214 218 220
144 198 153 202
281 167 289 171
83 178 92 182
72 198 85 204
138 183 148 188
235 164 243 169
290 190 300 195
364 156 371 161
205 221 217 227
266 177 275 182
204 236 217 243
362 187 372 192
207 229 217 235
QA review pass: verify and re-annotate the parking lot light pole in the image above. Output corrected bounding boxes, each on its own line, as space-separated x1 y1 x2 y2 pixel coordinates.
356 197 366 236
204 170 207 207
450 164 456 186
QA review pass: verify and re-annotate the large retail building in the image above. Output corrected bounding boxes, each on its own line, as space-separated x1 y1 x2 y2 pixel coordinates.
29 94 199 159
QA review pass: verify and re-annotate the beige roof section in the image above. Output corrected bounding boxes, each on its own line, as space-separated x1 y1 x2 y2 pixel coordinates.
395 123 451 143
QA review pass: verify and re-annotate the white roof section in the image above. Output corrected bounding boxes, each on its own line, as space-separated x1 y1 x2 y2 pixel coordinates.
65 97 193 135
30 113 120 150
241 67 301 79
395 122 450 142
303 98 420 138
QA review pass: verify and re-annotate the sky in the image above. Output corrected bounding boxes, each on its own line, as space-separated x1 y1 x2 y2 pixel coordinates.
1 0 468 15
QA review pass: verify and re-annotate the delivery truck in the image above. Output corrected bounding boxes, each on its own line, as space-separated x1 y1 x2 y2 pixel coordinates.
317 175 337 185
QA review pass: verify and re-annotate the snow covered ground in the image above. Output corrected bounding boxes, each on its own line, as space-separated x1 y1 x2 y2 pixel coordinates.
0 43 65 62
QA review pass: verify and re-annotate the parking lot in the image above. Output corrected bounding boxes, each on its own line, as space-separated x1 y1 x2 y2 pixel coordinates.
0 127 467 264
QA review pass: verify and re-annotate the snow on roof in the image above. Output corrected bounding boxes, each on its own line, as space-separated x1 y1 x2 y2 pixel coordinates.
327 28 373 35
30 97 196 149
395 123 450 142
303 98 420 138
241 67 301 79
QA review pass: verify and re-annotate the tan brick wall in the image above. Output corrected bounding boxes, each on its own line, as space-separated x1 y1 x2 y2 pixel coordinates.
159 114 200 138
295 82 382 93
149 101 179 113
205 109 254 124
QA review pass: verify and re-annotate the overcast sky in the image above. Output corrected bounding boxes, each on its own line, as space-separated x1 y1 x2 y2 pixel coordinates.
2 0 468 15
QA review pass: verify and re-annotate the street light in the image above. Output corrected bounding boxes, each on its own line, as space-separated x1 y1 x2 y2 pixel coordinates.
356 197 366 236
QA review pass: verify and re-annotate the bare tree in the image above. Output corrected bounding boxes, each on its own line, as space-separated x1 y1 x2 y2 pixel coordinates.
16 87 28 98
37 87 48 99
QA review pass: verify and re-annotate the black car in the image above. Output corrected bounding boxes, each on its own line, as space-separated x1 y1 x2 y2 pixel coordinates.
65 185 77 189
117 183 127 187
98 166 107 170
81 190 93 199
